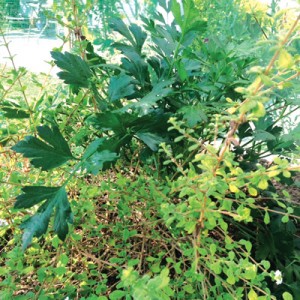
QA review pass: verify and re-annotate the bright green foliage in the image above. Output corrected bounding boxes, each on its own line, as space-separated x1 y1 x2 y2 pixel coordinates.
0 0 299 299
172 0 206 35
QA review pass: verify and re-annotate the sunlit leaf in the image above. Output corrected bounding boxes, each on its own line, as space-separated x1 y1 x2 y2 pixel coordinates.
278 49 293 69
248 289 258 300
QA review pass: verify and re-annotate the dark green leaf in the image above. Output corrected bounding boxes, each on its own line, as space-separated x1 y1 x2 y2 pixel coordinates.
82 138 105 160
131 110 171 134
108 75 136 102
12 125 74 171
16 186 73 250
87 111 135 135
21 204 53 250
90 112 123 133
135 79 174 109
15 186 61 209
113 43 150 85
113 43 139 57
110 19 147 54
152 36 176 57
109 18 135 46
254 116 274 131
135 132 166 151
237 122 253 139
147 57 165 78
54 189 73 241
51 51 92 88
121 57 149 86
85 150 119 175
128 23 147 53
1 99 30 119
1 107 30 119
1 102 30 119
86 42 106 66
179 105 207 127
254 130 276 141
83 138 120 175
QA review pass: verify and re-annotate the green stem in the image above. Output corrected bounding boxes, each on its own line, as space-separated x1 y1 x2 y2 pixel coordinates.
0 28 34 123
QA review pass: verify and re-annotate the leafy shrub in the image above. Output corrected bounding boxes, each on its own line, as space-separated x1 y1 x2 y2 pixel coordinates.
0 0 299 299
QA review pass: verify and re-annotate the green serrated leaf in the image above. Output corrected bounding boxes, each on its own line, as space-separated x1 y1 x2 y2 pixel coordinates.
12 126 74 171
135 131 165 151
110 18 135 47
15 186 60 209
83 138 120 174
16 186 73 250
1 101 30 119
51 51 92 88
121 56 149 86
179 105 207 127
254 130 276 141
129 23 147 53
88 111 134 134
54 188 73 240
108 75 136 102
86 150 119 175
137 79 174 108
152 35 176 58
180 0 207 35
171 0 183 27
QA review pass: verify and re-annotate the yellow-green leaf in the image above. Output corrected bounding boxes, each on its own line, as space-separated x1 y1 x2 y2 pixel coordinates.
260 74 273 86
249 187 258 197
264 211 270 224
258 179 268 190
240 100 257 113
282 215 289 223
229 184 239 193
278 49 293 69
252 102 266 118
248 289 258 300
228 107 237 114
282 292 293 300
283 171 291 178
268 170 280 177
226 273 236 285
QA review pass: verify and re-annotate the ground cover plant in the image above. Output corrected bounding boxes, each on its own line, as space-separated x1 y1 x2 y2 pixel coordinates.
0 0 300 299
